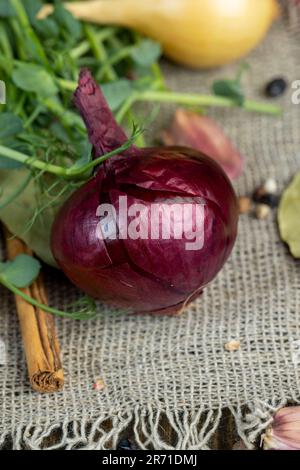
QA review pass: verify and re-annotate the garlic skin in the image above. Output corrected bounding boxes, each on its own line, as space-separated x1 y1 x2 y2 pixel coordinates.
262 407 300 450
161 109 243 180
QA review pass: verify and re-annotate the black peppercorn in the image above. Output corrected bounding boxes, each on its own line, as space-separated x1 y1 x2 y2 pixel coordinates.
253 192 279 208
265 78 287 98
117 438 138 450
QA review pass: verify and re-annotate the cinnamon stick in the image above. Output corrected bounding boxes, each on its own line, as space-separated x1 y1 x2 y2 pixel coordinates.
5 229 64 393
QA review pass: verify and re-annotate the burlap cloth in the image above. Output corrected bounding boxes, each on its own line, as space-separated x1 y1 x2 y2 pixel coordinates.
1 2 300 450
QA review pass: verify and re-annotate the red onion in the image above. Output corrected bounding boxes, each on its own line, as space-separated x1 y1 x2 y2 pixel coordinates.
51 69 238 315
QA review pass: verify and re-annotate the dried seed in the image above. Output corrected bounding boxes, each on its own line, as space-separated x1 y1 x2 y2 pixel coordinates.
253 186 267 202
255 204 271 220
238 196 252 214
256 193 279 208
253 179 278 206
224 340 241 351
117 438 138 450
265 78 287 98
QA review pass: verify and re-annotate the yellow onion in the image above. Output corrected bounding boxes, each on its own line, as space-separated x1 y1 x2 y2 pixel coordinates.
38 0 280 69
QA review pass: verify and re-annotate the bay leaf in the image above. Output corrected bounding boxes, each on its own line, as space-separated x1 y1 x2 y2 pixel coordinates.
0 168 71 267
278 171 300 258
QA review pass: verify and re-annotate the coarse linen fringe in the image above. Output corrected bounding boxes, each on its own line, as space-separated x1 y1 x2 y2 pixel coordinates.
1 400 298 450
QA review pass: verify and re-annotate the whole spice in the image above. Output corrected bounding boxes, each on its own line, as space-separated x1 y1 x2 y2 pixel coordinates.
255 193 279 208
253 179 279 207
265 78 287 98
117 438 138 450
161 109 243 180
5 229 64 393
238 196 252 215
255 204 271 220
262 406 300 450
224 340 241 352
51 69 239 316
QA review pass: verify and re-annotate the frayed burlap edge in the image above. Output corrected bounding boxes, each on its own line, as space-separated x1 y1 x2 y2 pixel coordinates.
1 400 298 450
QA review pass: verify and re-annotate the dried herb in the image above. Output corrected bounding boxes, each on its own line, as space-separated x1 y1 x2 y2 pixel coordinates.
278 172 300 258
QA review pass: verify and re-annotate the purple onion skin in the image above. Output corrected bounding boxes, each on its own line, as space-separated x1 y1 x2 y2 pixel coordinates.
51 70 238 315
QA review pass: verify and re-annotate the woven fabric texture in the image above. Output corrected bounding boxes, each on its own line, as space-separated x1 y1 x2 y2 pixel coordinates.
0 2 300 450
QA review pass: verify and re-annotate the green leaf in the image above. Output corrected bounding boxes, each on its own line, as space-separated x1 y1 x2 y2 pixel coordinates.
102 79 133 111
212 79 245 106
278 171 300 258
131 39 161 67
23 0 43 23
0 156 23 169
0 261 6 272
1 254 41 288
0 171 31 208
0 114 24 168
12 62 58 98
52 0 81 39
49 122 72 144
0 0 15 17
70 140 92 171
33 18 60 38
0 113 23 139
